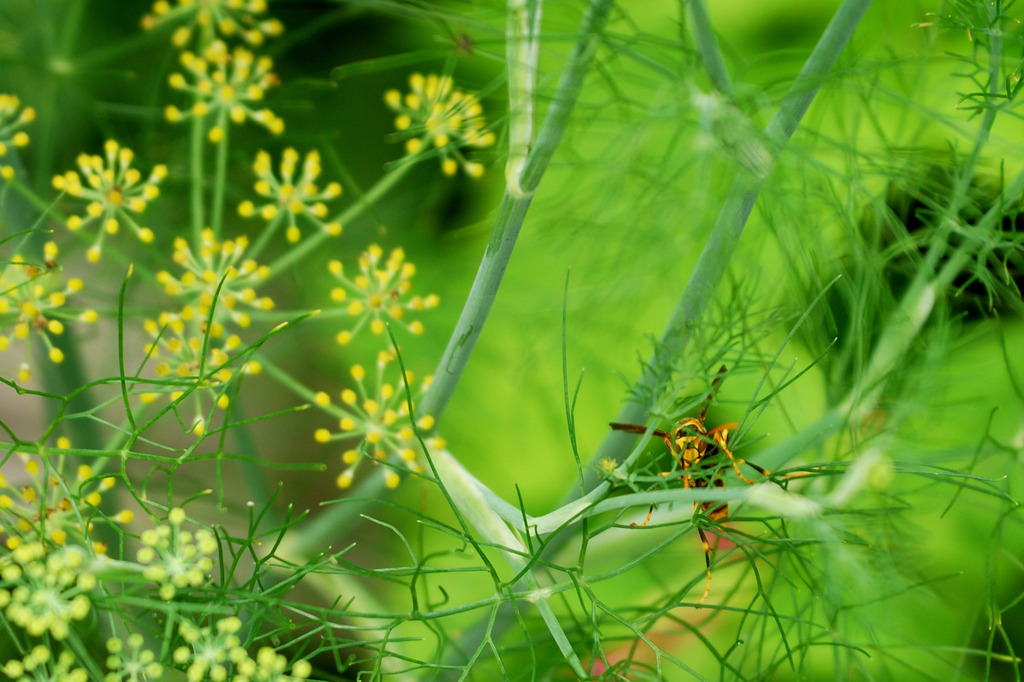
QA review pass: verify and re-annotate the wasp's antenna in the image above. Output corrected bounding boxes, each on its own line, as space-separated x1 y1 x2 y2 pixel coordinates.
698 365 729 422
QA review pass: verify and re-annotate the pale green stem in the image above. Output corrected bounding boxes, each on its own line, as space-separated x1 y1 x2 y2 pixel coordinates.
261 356 320 403
260 357 390 556
418 192 531 422
190 113 206 244
432 0 870 669
420 0 615 424
441 423 664 532
28 0 85 186
210 113 230 239
505 0 542 197
433 449 587 678
517 0 613 194
440 6 874 656
415 1 617 672
687 0 733 97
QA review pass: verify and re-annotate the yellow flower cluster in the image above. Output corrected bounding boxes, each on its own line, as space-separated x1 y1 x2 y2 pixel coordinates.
314 351 443 489
158 228 274 328
2 646 86 681
0 93 34 179
166 39 284 142
0 542 95 640
328 244 439 345
137 507 218 600
105 634 164 681
52 139 167 262
172 616 312 682
385 72 495 177
140 310 262 429
142 0 284 48
174 616 247 682
0 449 130 553
145 230 269 431
0 242 97 383
238 148 343 243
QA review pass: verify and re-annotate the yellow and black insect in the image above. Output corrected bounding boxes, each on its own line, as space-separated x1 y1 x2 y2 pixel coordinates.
611 365 769 604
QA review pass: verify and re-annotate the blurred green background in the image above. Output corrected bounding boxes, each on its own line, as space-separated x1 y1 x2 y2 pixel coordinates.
1 0 1022 679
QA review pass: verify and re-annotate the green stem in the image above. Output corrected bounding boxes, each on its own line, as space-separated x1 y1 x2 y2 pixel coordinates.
55 0 85 60
433 448 587 678
190 112 206 244
72 30 162 71
420 0 616 424
687 0 734 97
2 176 57 216
505 0 542 196
247 213 285 262
418 192 531 422
517 0 614 195
210 115 230 239
261 356 321 404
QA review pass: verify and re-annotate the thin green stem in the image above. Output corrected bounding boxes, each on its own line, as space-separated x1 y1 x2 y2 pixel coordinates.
117 265 137 435
190 113 206 244
2 176 58 216
505 0 542 196
73 30 163 70
248 213 285 262
56 0 86 61
260 357 388 555
260 356 320 405
210 116 230 239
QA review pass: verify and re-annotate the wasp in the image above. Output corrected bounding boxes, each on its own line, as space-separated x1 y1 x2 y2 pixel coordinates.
611 365 769 604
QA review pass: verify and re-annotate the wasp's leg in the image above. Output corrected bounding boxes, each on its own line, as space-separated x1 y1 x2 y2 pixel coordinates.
692 497 727 605
696 524 714 605
709 424 769 484
631 504 655 528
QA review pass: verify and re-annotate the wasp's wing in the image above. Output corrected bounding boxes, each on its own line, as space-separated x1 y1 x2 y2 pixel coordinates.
609 422 672 439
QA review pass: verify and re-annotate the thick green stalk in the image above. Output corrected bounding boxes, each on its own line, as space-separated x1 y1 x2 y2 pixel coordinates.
517 0 614 195
418 192 531 422
433 448 587 677
434 0 870 668
265 11 614 546
420 0 616 424
688 0 733 97
505 0 542 197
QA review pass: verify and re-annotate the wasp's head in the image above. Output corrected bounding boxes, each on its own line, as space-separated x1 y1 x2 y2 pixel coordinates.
673 417 710 466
